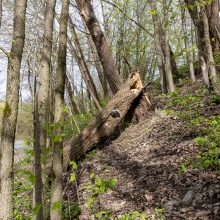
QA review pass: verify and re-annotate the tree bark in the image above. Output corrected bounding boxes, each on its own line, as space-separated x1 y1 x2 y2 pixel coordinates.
33 0 56 219
205 0 220 52
200 2 220 94
185 0 219 92
0 0 2 28
75 0 123 94
66 76 80 115
63 71 151 168
163 0 175 92
50 1 69 219
148 0 168 94
0 0 27 219
180 2 196 82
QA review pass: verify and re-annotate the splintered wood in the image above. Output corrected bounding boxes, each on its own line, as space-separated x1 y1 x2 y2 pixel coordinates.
63 71 151 169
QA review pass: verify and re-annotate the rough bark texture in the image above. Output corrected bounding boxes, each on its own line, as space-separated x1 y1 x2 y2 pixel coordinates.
200 3 220 94
33 0 56 219
180 2 196 82
163 0 175 92
50 1 69 219
75 0 123 94
205 0 220 52
185 0 219 91
148 0 168 94
63 71 151 169
0 0 27 219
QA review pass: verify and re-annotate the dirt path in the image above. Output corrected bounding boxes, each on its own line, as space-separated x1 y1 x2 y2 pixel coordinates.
76 111 220 219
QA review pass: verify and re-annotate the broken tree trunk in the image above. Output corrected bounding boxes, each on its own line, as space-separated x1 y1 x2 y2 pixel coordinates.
63 71 151 169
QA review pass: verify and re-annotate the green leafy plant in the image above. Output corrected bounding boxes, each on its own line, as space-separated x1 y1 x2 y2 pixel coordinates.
116 211 147 220
167 89 220 171
85 173 117 215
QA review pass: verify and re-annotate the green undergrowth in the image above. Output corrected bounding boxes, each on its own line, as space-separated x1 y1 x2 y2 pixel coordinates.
69 161 166 220
177 52 220 76
166 84 220 171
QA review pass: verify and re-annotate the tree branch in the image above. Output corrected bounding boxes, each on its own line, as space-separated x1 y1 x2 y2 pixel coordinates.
102 0 154 38
0 46 9 58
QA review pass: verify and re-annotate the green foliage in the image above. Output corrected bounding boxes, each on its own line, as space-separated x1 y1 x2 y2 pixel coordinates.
32 204 43 217
63 112 93 138
116 208 166 220
3 102 12 118
14 145 33 219
116 211 147 220
86 150 97 159
167 88 220 171
69 161 78 183
86 174 117 209
193 116 220 170
52 201 62 211
214 51 220 65
168 90 204 120
100 97 111 108
154 208 166 220
95 210 112 219
62 201 81 219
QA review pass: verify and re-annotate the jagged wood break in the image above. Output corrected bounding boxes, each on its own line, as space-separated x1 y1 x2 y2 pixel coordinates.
63 71 151 169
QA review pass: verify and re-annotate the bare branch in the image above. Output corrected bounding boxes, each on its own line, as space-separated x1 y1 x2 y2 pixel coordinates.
102 0 154 38
0 46 9 58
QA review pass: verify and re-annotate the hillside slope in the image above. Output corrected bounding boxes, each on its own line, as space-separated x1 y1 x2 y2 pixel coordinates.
70 80 220 220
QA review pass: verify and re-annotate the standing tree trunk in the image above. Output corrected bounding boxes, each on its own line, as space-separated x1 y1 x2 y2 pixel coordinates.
50 0 69 219
33 0 56 219
0 0 27 219
148 0 168 94
75 0 123 95
200 1 220 94
185 0 219 92
0 0 2 28
163 0 175 92
180 1 196 82
205 0 220 52
66 76 80 115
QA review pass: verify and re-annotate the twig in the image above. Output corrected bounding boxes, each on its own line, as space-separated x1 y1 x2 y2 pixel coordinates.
102 0 154 38
0 46 9 58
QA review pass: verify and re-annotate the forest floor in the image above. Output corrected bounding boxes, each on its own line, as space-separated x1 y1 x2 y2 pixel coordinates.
74 80 220 220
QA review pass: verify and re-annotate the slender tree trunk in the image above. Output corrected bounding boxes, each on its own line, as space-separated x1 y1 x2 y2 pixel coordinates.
180 1 196 82
86 32 109 97
50 1 69 219
33 0 56 219
0 0 27 219
163 0 175 92
0 0 2 28
200 2 220 94
148 0 168 94
68 19 100 101
75 0 123 94
184 0 210 87
66 77 80 115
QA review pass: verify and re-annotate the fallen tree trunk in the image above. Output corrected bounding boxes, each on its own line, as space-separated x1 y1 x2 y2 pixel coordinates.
63 71 151 169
